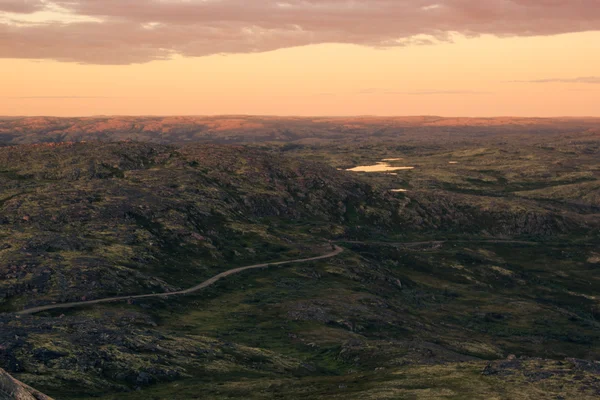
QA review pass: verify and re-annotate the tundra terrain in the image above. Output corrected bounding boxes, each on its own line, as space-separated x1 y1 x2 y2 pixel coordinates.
0 117 599 399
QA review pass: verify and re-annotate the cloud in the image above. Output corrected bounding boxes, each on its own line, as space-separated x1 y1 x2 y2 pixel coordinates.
0 0 44 13
510 76 600 84
9 96 122 99
320 89 492 96
1 1 600 64
385 90 492 95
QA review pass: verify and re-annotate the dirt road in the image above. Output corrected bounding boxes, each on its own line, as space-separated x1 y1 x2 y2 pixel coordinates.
14 239 539 316
16 245 344 316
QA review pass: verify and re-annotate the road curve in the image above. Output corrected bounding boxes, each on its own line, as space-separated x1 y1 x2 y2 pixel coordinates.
337 239 540 247
16 245 344 316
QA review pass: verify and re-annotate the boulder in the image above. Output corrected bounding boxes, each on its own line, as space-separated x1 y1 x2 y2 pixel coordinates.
0 368 52 400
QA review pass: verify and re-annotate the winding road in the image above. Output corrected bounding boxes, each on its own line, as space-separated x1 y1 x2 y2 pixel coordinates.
16 245 344 316
14 239 540 316
337 239 540 247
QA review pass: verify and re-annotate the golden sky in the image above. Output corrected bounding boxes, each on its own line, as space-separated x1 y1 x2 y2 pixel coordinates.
2 1 600 117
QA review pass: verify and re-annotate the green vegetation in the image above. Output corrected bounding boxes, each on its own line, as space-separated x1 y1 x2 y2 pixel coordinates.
0 121 599 399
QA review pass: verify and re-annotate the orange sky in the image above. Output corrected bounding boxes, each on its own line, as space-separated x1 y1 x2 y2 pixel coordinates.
2 1 600 116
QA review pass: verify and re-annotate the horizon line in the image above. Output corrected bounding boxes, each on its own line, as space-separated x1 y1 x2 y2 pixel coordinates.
2 114 600 119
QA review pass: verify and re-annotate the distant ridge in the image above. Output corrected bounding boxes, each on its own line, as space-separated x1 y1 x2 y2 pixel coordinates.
0 116 598 146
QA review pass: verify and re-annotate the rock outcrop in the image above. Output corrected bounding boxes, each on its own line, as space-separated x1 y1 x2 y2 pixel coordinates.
0 369 52 400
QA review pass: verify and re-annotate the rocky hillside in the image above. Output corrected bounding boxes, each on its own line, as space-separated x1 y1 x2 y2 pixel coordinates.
2 142 596 312
2 141 598 312
0 142 391 310
1 140 599 399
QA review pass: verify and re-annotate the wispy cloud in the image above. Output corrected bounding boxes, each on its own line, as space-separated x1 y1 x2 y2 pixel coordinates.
1 1 599 64
329 89 492 96
355 89 492 96
0 0 45 14
10 96 122 99
510 76 600 84
388 90 492 96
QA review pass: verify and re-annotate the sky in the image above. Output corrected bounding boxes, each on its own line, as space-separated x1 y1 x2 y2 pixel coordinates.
2 0 600 117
